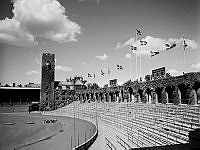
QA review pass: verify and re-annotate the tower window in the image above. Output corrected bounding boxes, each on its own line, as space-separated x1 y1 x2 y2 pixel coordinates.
46 61 51 69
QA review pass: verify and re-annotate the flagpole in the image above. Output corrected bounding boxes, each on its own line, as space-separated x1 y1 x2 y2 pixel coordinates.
135 30 138 81
140 48 142 81
183 35 186 74
129 56 132 80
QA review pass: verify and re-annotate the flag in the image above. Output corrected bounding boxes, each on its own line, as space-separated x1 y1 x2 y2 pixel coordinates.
165 43 176 50
88 73 92 77
101 70 105 76
130 45 137 51
183 36 188 50
136 29 142 36
150 51 159 57
117 65 123 70
140 40 147 46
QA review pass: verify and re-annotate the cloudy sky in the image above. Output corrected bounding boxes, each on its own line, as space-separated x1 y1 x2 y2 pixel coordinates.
0 0 200 87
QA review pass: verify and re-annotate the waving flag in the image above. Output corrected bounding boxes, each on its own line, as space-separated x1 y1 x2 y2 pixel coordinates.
117 65 123 70
150 51 159 57
166 43 176 50
136 29 142 36
130 45 137 51
101 70 105 76
140 40 147 46
88 73 92 77
183 36 188 50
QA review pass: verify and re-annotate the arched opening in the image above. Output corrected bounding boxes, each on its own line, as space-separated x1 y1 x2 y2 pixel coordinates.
178 84 188 104
91 93 94 101
109 92 114 102
166 86 174 103
115 91 119 102
121 90 124 102
105 93 108 102
155 87 162 103
95 93 99 102
128 87 134 102
138 89 143 102
82 93 85 102
86 93 89 101
193 81 200 104
145 88 151 103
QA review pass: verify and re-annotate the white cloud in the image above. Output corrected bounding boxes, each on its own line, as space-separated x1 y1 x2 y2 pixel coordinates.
116 36 198 56
167 69 183 76
35 58 41 65
95 54 108 61
55 65 72 72
125 53 132 59
191 62 200 69
81 62 86 65
26 70 38 75
115 37 135 49
0 0 81 47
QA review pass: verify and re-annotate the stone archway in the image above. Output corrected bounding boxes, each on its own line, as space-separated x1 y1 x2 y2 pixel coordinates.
193 81 200 104
155 87 162 103
109 92 114 102
105 93 108 102
86 93 89 101
128 87 134 102
99 93 103 102
145 88 152 103
115 91 119 102
165 86 174 103
138 89 143 102
178 84 189 104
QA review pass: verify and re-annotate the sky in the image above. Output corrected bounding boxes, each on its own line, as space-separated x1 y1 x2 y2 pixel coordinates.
0 0 200 87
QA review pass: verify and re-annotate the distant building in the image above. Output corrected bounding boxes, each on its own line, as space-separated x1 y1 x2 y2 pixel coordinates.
109 79 117 87
24 83 40 88
57 76 86 91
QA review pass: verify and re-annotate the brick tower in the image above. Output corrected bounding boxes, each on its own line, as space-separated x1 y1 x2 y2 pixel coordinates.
40 53 55 110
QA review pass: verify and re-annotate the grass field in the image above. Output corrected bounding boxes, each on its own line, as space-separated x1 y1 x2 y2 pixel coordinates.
0 112 96 150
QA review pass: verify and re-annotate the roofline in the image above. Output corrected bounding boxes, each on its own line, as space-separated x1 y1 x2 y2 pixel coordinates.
0 87 40 90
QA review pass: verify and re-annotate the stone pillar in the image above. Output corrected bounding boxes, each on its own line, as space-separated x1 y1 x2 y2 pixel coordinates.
119 91 122 103
188 89 198 105
116 92 119 102
166 92 169 103
151 91 157 104
161 88 167 104
173 86 181 105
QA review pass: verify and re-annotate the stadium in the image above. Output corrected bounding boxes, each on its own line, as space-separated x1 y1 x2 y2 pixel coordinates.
0 0 200 149
1 53 200 150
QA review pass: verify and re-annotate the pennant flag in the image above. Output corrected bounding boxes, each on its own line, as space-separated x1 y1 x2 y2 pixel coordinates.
183 36 188 50
117 65 123 70
88 73 92 77
130 45 137 51
150 51 159 57
140 40 147 46
136 29 142 36
101 70 105 76
165 43 176 50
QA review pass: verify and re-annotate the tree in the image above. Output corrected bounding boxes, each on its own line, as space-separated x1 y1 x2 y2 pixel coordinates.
92 83 99 89
103 84 108 88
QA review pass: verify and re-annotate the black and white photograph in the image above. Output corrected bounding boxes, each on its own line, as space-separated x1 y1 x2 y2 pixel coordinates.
0 0 200 149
